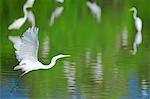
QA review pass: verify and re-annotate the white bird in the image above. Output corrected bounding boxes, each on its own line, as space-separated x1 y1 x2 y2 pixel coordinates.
130 7 143 55
27 10 35 27
132 31 142 55
9 27 70 77
24 0 35 8
86 1 101 23
8 5 28 30
56 0 64 3
49 6 64 26
130 7 142 32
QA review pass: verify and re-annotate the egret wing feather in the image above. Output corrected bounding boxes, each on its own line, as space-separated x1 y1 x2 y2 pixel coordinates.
9 27 39 61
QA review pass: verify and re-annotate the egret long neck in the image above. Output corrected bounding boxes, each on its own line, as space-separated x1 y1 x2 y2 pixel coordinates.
133 9 137 20
42 57 58 69
23 5 28 18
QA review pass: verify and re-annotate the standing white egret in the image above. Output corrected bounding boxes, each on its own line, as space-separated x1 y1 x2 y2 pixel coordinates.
56 0 64 3
27 10 35 27
130 7 142 32
86 1 101 23
9 27 70 78
8 5 28 30
130 7 143 55
49 6 64 26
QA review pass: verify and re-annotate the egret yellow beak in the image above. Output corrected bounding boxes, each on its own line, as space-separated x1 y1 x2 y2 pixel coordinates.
63 55 71 57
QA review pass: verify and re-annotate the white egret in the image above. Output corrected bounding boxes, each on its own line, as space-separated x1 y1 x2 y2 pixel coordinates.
130 7 142 32
86 1 101 23
56 0 64 3
8 5 28 30
49 6 64 26
24 0 35 8
9 27 70 78
130 7 142 55
132 31 142 55
27 10 35 27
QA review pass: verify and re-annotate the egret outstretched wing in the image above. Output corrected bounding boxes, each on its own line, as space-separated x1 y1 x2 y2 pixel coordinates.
9 27 39 61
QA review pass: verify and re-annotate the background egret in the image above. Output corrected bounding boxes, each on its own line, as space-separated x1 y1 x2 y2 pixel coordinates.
8 5 28 30
9 27 70 78
130 7 142 32
49 6 64 26
27 10 35 27
86 1 101 23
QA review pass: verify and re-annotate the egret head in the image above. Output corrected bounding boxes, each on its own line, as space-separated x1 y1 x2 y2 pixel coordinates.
129 7 137 12
55 54 71 59
51 54 71 61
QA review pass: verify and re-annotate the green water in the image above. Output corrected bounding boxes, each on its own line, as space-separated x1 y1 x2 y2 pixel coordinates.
0 0 150 99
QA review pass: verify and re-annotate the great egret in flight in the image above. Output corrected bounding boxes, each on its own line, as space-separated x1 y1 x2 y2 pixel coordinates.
49 6 64 26
86 1 101 23
8 5 28 30
130 7 142 32
130 7 142 55
9 27 70 78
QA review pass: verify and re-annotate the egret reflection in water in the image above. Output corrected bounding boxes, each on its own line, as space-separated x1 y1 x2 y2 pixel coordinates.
8 27 70 88
42 36 50 59
92 52 103 83
121 27 128 49
63 61 77 93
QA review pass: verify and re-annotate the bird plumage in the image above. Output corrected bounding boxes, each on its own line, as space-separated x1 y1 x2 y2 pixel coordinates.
8 5 28 30
27 10 35 27
49 6 64 26
130 7 143 55
9 27 70 77
130 7 142 32
86 1 101 23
